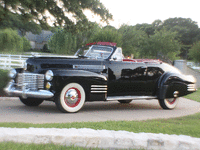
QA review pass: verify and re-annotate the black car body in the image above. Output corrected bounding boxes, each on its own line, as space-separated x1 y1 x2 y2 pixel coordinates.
4 42 197 113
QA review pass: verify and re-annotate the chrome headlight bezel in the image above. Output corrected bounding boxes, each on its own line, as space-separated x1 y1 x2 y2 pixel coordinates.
9 69 17 78
45 70 54 81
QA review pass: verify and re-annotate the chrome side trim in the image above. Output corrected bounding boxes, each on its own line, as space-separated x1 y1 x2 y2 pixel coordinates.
91 85 107 93
91 85 107 87
91 88 107 90
73 65 105 70
4 80 54 99
188 89 197 92
187 84 197 92
106 96 157 101
91 91 107 93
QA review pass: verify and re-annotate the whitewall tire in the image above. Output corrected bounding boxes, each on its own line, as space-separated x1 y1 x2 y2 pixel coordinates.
55 83 86 113
159 97 179 109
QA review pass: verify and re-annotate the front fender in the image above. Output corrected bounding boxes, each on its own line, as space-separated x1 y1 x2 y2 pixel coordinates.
50 70 107 96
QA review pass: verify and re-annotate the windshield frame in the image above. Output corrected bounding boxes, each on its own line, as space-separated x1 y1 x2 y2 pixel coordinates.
74 45 114 60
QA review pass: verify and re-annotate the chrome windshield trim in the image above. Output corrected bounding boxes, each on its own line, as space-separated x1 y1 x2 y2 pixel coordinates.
85 45 114 60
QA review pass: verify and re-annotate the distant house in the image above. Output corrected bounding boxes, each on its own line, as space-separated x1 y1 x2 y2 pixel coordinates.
25 30 53 49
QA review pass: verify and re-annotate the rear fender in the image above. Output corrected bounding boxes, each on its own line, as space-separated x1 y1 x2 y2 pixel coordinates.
157 72 189 99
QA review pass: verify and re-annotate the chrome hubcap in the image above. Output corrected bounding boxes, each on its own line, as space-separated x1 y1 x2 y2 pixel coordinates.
166 98 176 104
64 88 81 107
65 89 78 102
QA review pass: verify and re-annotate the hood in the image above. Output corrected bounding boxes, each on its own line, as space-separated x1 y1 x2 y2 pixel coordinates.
25 56 106 73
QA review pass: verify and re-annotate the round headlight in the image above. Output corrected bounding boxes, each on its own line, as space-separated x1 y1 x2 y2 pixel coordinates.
9 69 17 78
45 70 54 81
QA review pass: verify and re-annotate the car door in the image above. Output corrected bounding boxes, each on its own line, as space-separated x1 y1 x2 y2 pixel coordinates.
107 61 147 96
146 66 164 95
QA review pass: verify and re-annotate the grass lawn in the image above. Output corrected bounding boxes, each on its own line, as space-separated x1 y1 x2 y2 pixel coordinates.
184 88 200 102
0 142 102 150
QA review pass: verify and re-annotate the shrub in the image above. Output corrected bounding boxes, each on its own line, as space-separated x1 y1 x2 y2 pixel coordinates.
21 36 31 52
48 29 77 55
0 69 9 96
0 29 23 53
189 41 200 63
42 44 50 53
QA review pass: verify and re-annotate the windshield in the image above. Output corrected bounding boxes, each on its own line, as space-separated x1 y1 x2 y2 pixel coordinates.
75 45 114 60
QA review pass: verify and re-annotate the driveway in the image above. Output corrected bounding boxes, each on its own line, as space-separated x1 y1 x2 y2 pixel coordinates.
0 97 200 123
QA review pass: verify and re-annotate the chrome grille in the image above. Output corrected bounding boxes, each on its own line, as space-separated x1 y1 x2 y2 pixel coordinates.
17 73 44 91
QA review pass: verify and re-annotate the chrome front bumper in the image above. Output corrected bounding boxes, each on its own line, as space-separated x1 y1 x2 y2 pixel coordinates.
4 80 54 99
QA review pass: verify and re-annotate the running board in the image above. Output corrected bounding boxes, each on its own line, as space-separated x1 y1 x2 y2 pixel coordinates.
106 96 157 101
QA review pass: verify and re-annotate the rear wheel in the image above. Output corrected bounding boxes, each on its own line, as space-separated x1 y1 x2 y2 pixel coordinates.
159 98 179 109
55 83 86 113
118 100 132 104
20 98 44 106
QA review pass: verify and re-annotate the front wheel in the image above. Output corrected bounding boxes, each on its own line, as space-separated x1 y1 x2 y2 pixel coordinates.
20 98 44 106
159 98 179 109
55 83 86 113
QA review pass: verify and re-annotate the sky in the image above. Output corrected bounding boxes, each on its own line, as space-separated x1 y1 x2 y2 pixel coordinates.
87 0 200 28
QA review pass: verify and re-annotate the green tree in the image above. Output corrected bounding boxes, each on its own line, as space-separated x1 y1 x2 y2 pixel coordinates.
134 23 155 37
152 19 163 31
75 22 101 48
103 25 117 31
119 24 148 57
188 41 200 62
140 29 181 61
87 28 122 47
48 28 77 55
159 17 200 58
0 13 42 36
21 37 31 52
0 28 23 53
0 0 112 33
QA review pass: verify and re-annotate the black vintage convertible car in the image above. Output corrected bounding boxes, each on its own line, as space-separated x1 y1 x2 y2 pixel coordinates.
4 42 197 113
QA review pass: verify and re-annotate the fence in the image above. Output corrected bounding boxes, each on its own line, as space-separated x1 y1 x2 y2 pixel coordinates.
0 54 31 70
0 53 71 70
